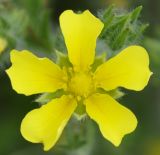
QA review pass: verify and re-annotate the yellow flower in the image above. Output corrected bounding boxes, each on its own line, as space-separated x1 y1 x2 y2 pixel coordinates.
0 37 7 54
6 10 152 151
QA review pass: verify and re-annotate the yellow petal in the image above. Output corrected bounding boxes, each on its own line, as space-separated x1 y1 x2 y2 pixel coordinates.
21 95 77 151
85 93 137 146
60 10 104 71
6 50 67 95
94 46 152 91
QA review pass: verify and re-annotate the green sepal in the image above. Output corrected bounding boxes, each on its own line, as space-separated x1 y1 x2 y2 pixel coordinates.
73 113 87 121
35 89 65 105
55 50 72 68
107 89 125 99
97 88 125 99
74 99 87 120
91 52 106 71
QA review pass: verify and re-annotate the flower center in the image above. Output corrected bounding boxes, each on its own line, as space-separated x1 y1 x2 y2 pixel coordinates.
68 71 94 97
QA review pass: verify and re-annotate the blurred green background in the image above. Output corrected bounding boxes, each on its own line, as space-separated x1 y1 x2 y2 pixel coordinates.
0 0 160 155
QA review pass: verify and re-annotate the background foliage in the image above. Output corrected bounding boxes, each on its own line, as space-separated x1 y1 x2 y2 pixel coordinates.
0 0 160 155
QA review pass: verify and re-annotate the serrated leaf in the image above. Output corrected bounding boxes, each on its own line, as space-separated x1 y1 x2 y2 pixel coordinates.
99 5 147 52
130 6 142 22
